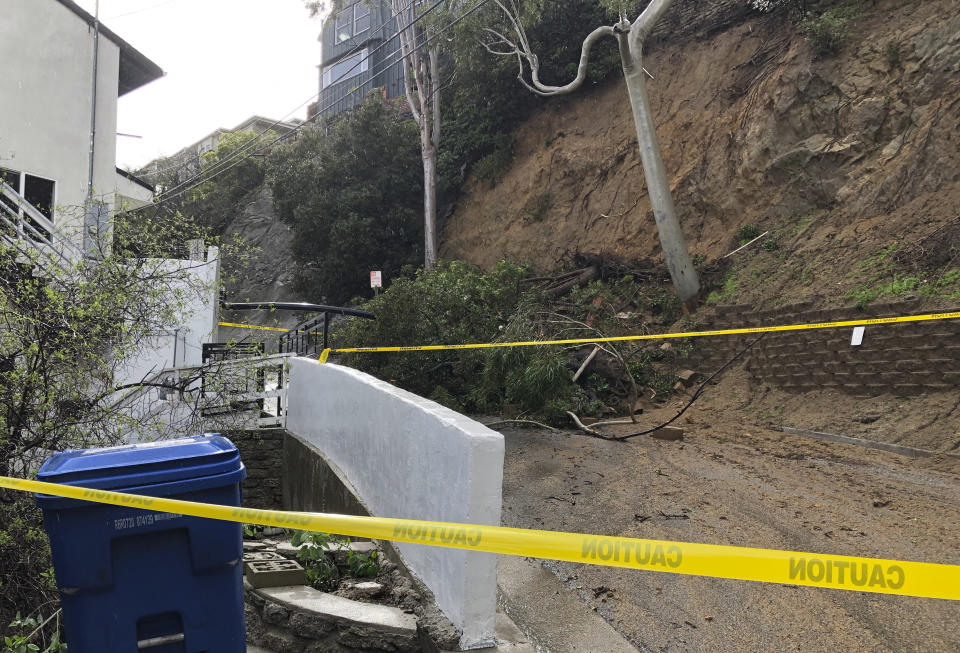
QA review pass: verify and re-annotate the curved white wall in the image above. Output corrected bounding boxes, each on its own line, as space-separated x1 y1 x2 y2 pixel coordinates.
285 358 503 650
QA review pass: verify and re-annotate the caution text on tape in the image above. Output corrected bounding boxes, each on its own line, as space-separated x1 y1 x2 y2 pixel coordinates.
1 475 957 601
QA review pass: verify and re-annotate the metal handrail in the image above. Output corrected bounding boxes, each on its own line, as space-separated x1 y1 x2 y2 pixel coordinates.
1 181 57 237
0 181 83 271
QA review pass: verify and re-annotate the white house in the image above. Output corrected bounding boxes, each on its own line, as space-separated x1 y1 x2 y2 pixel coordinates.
0 0 163 249
1 0 222 407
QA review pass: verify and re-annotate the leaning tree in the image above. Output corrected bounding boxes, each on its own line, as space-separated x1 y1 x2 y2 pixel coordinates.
485 0 700 304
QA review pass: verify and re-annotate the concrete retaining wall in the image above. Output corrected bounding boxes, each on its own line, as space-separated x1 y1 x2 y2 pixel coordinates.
283 433 370 519
284 358 504 650
692 302 960 395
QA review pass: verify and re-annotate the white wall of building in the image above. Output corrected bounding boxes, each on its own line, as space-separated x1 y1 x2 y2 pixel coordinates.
115 247 220 387
0 0 121 248
285 358 503 650
115 171 155 211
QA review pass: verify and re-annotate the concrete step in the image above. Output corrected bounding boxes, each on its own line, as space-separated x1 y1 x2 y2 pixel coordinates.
498 556 640 653
248 584 419 652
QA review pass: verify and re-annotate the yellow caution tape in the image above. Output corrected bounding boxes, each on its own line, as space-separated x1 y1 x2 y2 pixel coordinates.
2 475 957 601
326 311 960 355
218 321 290 333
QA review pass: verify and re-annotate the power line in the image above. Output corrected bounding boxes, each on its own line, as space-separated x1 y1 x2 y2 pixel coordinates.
142 0 427 190
138 0 494 211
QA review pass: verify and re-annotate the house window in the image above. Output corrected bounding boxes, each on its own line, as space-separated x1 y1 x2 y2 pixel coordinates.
322 48 369 89
354 4 371 35
335 6 353 42
1 167 56 242
335 2 374 42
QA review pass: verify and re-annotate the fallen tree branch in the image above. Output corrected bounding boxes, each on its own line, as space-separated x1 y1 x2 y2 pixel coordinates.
589 417 637 428
722 231 769 259
484 419 560 432
572 345 601 382
521 268 586 284
544 266 598 297
566 411 603 437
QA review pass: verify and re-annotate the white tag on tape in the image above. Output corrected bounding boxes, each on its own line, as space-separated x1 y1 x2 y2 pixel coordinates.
851 326 865 346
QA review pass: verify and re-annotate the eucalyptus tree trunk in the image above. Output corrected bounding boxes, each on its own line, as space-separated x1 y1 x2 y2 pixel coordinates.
392 0 440 270
486 0 700 304
615 9 698 303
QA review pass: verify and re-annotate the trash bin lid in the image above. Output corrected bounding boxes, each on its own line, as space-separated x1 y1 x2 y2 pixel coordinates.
36 434 243 491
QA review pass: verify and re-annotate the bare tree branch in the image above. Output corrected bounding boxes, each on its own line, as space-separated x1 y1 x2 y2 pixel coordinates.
485 2 617 97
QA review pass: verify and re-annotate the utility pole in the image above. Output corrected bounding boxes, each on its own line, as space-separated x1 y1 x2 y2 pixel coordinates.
84 0 101 257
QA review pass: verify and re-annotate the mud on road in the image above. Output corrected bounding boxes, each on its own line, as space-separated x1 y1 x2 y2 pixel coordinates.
497 404 960 652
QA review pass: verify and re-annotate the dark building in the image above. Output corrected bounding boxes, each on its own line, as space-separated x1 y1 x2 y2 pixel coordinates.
313 1 405 120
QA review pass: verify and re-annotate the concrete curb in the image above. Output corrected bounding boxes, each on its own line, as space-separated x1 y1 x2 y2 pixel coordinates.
497 556 640 653
781 426 960 459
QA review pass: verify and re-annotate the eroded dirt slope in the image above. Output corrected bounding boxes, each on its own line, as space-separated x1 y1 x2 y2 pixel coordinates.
442 0 960 307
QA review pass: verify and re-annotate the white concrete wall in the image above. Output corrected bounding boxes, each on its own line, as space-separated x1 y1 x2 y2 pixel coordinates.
115 247 220 387
0 0 120 248
285 358 503 650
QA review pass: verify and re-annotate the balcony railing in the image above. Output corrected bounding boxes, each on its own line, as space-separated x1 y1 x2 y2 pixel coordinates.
0 180 82 273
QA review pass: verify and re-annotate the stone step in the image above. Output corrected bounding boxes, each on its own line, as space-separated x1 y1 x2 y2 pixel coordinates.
248 584 418 652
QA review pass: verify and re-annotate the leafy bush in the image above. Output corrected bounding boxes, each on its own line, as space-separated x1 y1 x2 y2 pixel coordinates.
268 96 424 304
736 224 762 245
0 501 58 651
800 4 858 57
2 609 66 653
333 260 529 408
290 531 380 591
291 531 339 591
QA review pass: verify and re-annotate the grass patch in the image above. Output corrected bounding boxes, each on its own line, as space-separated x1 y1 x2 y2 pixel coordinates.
848 269 960 308
707 272 739 304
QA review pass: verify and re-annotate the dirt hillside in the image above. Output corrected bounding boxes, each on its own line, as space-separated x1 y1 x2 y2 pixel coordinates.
441 0 960 310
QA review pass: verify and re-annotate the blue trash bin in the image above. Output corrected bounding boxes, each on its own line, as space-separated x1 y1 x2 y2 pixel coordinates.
35 434 247 653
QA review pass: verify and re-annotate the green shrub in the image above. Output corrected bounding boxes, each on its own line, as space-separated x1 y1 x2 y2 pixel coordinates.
291 531 339 591
736 224 761 245
268 97 424 304
800 4 858 57
333 260 529 409
884 41 901 69
473 138 515 186
0 501 60 652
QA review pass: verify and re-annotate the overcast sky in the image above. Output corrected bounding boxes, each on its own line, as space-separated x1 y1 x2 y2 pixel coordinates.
74 0 324 169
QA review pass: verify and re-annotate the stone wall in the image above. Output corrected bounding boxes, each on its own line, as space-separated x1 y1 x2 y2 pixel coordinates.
227 429 285 509
692 302 960 395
